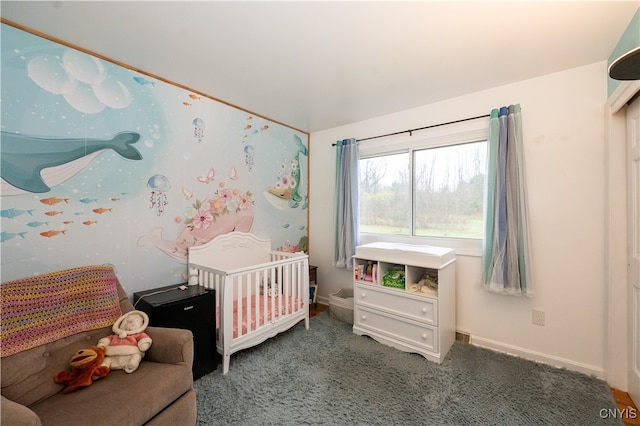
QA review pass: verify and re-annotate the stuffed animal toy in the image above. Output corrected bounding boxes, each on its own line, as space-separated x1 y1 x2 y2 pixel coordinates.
97 310 152 373
54 346 110 393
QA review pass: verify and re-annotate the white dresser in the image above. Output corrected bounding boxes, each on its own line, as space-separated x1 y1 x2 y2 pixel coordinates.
352 242 456 364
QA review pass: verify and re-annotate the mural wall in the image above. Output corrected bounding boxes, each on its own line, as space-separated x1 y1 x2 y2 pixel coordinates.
0 24 309 292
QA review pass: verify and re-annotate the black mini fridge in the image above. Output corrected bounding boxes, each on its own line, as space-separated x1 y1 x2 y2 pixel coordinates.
133 284 217 379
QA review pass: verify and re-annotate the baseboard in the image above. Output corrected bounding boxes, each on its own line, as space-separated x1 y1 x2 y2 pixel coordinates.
470 336 605 379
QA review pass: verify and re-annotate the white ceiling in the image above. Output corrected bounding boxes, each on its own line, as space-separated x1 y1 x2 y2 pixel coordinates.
1 1 638 133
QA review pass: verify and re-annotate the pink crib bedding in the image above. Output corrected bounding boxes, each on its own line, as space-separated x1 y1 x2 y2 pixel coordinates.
217 294 304 339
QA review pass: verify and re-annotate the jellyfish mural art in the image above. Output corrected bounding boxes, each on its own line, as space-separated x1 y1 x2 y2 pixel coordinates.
147 174 170 216
137 186 255 262
193 118 205 143
244 145 255 171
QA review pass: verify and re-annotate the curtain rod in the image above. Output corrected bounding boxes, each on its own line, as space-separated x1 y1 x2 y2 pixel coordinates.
332 113 491 146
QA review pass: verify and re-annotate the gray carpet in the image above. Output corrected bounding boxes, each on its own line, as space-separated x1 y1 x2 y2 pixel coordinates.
194 311 621 425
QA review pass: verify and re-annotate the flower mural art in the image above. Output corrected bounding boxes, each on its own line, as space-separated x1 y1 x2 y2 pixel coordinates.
183 188 253 233
137 186 254 262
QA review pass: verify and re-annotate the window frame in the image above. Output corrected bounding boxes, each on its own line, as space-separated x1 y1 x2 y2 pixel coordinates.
358 117 490 257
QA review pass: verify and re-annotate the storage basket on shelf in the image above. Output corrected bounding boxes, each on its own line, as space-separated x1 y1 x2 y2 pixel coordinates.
382 266 405 289
329 288 354 324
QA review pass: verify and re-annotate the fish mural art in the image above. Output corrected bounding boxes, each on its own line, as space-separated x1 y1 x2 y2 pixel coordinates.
26 221 49 228
40 197 69 205
0 232 27 242
40 230 66 238
0 208 34 219
1 131 143 195
133 76 155 87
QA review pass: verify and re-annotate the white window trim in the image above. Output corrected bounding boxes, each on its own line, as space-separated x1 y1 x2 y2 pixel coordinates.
358 117 490 257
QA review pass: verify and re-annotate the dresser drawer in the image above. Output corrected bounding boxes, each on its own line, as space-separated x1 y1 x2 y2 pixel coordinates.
354 306 438 353
354 283 438 325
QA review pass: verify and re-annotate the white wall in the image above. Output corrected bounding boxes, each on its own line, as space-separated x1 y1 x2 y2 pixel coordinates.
309 61 611 378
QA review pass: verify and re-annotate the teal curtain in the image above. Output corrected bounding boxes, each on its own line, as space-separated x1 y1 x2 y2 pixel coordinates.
483 105 532 296
333 138 359 269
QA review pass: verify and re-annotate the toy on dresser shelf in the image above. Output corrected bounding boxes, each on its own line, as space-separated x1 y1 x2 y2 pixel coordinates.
355 261 377 282
364 261 374 281
354 264 362 281
408 272 438 296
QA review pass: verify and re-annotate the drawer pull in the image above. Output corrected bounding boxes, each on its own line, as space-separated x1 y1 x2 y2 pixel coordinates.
421 307 428 313
421 333 428 340
361 315 367 320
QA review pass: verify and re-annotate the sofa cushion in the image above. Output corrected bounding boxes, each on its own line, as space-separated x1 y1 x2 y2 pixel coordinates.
1 265 122 357
29 361 193 426
1 395 42 426
146 389 196 426
1 327 113 407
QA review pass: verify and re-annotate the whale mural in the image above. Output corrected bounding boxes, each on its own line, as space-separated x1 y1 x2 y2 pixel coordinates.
1 131 142 195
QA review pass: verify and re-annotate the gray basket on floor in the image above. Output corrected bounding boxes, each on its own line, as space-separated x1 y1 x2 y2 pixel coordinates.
329 288 354 324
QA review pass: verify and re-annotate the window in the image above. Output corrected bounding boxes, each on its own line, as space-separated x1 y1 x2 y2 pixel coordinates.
357 120 489 254
359 152 410 235
413 141 486 238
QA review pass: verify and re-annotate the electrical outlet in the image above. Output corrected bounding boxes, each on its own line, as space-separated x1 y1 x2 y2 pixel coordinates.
532 309 545 326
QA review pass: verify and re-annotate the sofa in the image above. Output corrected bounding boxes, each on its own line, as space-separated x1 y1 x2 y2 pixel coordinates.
1 265 197 426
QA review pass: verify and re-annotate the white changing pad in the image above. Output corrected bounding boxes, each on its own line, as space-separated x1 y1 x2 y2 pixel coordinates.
354 242 455 269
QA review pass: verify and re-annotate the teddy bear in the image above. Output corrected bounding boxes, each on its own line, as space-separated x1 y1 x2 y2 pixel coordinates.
54 345 110 393
97 310 152 373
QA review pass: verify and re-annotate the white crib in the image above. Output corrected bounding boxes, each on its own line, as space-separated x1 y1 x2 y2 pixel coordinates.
187 232 309 374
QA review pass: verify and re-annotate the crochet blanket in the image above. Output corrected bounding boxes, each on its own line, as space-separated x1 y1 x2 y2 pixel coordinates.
1 265 122 357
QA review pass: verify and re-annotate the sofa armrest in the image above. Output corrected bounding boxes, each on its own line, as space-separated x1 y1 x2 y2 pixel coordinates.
1 395 42 426
144 326 194 367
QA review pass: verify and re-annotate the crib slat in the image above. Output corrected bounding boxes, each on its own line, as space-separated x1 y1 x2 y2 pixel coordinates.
237 275 242 337
291 262 296 311
253 270 259 332
271 266 276 323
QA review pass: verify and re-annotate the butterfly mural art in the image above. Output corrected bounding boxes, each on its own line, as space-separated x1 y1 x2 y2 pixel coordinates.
197 168 215 184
